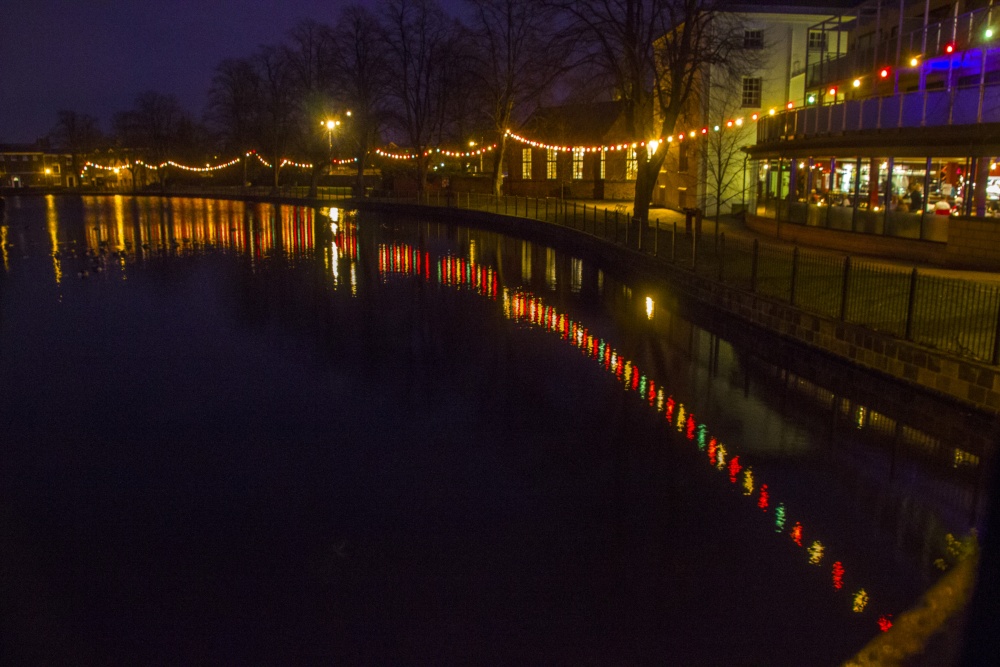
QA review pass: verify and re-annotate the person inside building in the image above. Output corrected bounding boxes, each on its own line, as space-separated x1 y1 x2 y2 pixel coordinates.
909 182 923 212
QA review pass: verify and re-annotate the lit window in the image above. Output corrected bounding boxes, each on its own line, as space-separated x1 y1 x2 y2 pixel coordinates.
600 149 606 179
742 77 762 108
521 148 532 179
626 149 638 180
572 149 584 179
743 30 763 50
546 148 557 179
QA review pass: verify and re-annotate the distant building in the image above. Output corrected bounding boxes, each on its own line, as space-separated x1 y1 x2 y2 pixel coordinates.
505 100 640 200
0 144 75 188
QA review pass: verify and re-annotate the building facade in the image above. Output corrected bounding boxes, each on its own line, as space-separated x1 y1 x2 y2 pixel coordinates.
747 0 1000 265
0 146 75 188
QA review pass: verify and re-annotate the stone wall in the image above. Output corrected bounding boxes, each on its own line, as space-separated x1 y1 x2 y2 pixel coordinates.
946 217 1000 269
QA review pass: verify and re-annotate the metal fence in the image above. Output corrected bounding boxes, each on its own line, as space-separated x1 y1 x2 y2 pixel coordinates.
364 190 1000 365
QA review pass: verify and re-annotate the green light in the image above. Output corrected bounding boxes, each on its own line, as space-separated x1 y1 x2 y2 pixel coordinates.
987 27 995 39
807 94 816 104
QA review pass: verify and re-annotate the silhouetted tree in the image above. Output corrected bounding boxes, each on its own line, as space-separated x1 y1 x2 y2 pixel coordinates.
49 110 103 185
206 57 262 184
465 0 566 196
114 91 192 189
550 0 751 225
331 3 391 197
253 45 299 191
381 0 459 192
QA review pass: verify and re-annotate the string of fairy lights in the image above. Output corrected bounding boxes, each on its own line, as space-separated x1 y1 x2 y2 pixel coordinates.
78 111 757 177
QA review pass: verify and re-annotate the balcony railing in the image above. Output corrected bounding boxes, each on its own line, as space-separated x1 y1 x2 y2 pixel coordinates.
758 81 1000 143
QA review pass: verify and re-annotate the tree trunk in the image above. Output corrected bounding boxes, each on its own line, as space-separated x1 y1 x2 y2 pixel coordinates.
415 154 428 194
271 152 281 193
491 133 507 197
632 152 667 228
309 163 323 199
354 136 368 197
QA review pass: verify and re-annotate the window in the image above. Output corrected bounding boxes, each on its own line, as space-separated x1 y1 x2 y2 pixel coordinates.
808 31 826 50
572 150 584 179
600 150 606 179
626 149 638 180
546 148 557 179
742 77 762 108
743 29 763 50
521 148 532 179
53 164 60 174
678 143 689 173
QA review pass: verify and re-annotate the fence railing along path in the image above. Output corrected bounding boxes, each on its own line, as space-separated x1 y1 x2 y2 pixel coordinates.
369 190 1000 366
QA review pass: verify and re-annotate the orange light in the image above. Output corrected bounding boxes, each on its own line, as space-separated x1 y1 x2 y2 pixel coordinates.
726 120 734 127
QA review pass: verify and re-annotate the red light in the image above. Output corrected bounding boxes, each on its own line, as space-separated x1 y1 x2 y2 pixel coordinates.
666 396 675 423
878 615 893 632
728 455 742 483
791 522 803 547
758 484 770 511
832 561 845 589
786 101 794 110
701 127 708 134
828 87 838 96
945 42 955 53
880 67 890 78
751 113 759 121
686 415 696 439
726 120 734 127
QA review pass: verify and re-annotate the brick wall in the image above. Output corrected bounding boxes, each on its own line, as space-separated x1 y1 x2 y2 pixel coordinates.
946 218 1000 269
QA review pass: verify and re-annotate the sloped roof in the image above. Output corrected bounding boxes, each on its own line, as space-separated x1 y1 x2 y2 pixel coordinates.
520 101 632 146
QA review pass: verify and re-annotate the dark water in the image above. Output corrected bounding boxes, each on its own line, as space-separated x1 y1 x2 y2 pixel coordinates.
0 195 986 664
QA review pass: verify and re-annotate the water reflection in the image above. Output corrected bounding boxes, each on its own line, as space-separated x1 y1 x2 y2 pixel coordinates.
0 195 987 660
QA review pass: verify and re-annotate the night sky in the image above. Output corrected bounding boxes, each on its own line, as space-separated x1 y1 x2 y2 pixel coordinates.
0 0 464 145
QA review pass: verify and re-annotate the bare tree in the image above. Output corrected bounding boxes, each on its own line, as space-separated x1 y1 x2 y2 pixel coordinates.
114 91 192 189
550 0 750 225
253 45 299 191
49 110 103 185
465 0 566 196
331 4 390 197
206 57 262 184
701 73 755 228
285 19 340 197
381 0 458 192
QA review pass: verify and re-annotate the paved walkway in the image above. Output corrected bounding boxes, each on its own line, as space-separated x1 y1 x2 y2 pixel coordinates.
569 199 1000 285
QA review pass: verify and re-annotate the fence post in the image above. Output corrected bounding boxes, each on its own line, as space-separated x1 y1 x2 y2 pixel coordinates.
671 222 676 262
789 246 799 306
692 224 699 272
905 267 918 340
750 239 759 292
840 256 852 321
719 233 725 281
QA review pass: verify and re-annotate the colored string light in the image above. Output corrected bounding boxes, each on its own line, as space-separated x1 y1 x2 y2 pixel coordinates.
853 589 870 613
808 541 825 565
832 561 845 590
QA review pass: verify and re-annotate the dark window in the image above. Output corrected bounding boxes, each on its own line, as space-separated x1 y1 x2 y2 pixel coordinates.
742 77 762 108
744 30 763 50
808 31 826 50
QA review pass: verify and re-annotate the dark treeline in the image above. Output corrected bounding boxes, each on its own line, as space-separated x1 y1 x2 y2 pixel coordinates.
48 0 754 220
